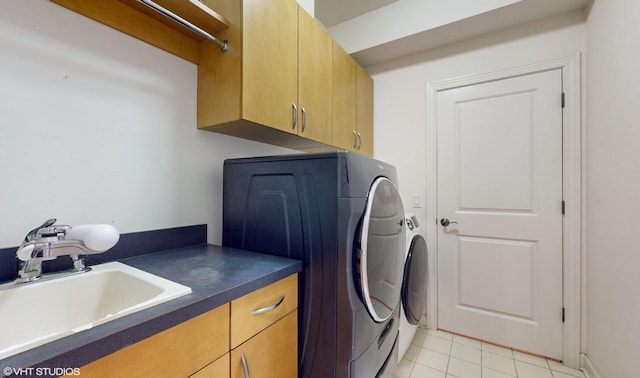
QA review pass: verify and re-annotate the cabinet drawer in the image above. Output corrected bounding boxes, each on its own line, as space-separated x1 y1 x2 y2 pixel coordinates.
78 303 229 377
230 274 297 348
231 310 298 378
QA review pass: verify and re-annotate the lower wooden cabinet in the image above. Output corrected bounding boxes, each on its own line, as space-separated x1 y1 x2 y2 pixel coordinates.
230 273 298 348
230 311 298 378
76 304 229 377
230 273 298 378
75 274 298 378
191 353 230 378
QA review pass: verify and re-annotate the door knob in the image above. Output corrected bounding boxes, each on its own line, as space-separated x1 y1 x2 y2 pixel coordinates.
440 218 458 227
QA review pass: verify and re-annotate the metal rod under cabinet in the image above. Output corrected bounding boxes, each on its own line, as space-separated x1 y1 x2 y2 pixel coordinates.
138 0 229 52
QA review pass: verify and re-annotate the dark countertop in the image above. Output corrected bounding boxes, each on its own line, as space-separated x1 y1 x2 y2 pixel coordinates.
0 244 301 376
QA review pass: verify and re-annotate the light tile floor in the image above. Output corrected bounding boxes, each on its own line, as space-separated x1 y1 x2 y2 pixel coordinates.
395 327 585 378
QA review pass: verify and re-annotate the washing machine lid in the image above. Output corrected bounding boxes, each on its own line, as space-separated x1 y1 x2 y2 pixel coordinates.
402 234 428 325
358 177 405 323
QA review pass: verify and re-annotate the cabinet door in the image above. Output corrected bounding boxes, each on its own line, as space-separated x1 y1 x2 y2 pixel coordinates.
242 0 298 133
190 353 230 378
332 42 357 151
356 64 374 156
298 6 332 144
78 304 229 377
231 311 298 378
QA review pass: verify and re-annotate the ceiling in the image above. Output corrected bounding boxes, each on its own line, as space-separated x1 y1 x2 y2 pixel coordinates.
314 0 591 67
315 0 399 27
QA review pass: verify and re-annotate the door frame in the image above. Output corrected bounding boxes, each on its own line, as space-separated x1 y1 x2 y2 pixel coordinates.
425 53 582 367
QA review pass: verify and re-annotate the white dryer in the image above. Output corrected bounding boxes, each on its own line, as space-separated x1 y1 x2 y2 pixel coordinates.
398 213 428 362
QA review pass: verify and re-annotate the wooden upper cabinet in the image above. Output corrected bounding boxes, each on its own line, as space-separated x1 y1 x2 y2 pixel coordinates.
356 64 374 156
332 42 374 156
51 0 372 153
297 7 333 145
198 0 335 148
332 42 358 152
241 0 298 133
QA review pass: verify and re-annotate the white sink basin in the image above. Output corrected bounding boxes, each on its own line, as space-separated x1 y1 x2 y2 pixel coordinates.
0 262 191 359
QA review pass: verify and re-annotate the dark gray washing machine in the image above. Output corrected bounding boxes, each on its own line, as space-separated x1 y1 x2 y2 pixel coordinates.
222 151 405 378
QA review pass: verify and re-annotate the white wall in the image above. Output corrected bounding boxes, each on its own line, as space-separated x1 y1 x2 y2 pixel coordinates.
369 10 586 235
369 9 586 364
0 0 293 248
585 1 640 377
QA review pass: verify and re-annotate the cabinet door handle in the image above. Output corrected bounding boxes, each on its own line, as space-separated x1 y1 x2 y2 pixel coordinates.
241 352 250 378
353 130 358 149
251 295 285 315
301 106 307 133
356 131 362 150
292 103 298 130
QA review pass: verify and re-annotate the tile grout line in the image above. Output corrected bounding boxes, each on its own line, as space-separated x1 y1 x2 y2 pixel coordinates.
397 328 585 378
445 334 453 377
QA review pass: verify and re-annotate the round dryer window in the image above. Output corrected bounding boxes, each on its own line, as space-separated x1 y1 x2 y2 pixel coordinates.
358 177 405 322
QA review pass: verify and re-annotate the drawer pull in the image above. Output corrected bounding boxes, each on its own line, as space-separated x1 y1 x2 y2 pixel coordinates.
241 352 250 378
251 295 285 315
301 106 307 133
292 103 298 130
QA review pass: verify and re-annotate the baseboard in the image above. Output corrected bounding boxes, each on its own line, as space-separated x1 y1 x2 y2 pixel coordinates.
581 354 601 378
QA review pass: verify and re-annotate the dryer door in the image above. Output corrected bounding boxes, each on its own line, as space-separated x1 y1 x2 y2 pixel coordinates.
358 177 405 322
402 234 428 325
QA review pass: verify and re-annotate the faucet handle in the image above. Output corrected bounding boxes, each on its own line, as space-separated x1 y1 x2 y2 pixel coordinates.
36 225 71 239
16 244 36 261
17 218 57 261
23 218 57 243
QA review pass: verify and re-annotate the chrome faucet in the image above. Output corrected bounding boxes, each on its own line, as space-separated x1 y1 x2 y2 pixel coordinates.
9 219 120 286
22 218 57 245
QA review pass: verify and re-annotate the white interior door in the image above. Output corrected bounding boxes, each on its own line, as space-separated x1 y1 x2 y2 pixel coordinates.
436 69 563 359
